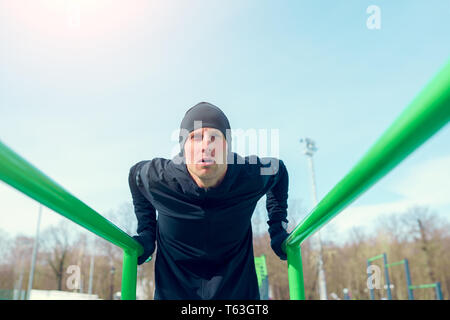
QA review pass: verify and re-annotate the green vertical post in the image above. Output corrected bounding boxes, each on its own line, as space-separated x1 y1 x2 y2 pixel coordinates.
435 282 443 300
286 245 305 300
260 254 269 300
255 255 269 300
383 253 392 300
404 259 414 300
121 249 138 300
261 254 267 276
254 256 263 287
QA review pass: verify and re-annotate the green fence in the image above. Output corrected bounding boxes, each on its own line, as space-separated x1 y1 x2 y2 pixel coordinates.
282 58 450 299
1 58 449 300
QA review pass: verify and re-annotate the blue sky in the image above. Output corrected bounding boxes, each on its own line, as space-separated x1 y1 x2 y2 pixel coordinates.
1 0 449 241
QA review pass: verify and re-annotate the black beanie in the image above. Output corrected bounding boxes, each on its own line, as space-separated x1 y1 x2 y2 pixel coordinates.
179 102 232 156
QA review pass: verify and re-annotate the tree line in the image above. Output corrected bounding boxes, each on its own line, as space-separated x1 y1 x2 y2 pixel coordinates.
254 205 449 300
0 200 448 300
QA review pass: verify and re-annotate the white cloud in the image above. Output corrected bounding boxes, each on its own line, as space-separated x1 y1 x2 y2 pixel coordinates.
388 155 450 206
327 154 450 237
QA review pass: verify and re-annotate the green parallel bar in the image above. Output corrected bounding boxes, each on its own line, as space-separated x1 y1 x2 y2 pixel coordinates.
283 58 450 250
386 260 405 268
282 57 450 299
286 245 305 300
409 284 437 290
122 250 138 300
368 254 384 262
0 140 144 299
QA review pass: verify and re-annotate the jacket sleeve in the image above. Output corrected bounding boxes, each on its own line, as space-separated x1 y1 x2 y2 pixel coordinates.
261 158 289 259
128 161 157 253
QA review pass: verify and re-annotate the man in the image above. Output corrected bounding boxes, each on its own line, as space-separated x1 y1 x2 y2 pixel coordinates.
128 101 289 300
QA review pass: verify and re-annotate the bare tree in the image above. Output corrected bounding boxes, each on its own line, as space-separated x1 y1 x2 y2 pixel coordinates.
0 232 33 293
40 220 75 290
0 228 13 291
401 206 442 284
0 228 11 262
104 202 138 236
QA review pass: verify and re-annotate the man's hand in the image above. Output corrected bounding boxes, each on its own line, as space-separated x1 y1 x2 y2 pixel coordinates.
270 230 289 260
133 235 156 265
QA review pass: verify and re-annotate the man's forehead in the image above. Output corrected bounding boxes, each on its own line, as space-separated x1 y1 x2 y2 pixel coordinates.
189 127 222 135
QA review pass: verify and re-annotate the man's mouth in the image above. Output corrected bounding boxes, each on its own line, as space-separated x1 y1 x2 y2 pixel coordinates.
198 158 215 165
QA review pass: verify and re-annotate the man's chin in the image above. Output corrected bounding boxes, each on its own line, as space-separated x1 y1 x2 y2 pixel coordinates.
195 165 216 176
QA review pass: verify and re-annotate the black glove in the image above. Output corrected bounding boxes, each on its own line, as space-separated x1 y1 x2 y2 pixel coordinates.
132 235 156 265
270 231 289 260
268 221 289 260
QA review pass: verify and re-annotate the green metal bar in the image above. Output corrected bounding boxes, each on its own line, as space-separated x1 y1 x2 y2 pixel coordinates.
255 257 263 287
0 140 144 299
254 255 268 287
435 282 443 300
255 255 270 299
368 254 384 262
283 59 450 250
282 57 450 299
286 245 305 300
121 250 138 300
386 260 405 268
409 283 437 290
261 255 268 276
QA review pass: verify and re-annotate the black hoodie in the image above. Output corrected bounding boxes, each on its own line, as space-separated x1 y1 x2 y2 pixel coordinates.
128 151 289 300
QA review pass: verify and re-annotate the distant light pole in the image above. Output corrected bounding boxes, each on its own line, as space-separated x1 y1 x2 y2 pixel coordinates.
299 138 328 300
110 266 115 300
88 238 95 297
26 204 42 300
15 258 25 300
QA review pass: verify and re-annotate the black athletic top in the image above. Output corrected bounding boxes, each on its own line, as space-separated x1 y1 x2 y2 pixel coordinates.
128 151 289 300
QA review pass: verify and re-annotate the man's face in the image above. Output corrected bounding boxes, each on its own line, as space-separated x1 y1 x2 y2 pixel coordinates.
184 127 227 180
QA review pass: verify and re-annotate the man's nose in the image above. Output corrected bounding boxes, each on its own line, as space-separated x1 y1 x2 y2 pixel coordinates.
201 135 213 151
